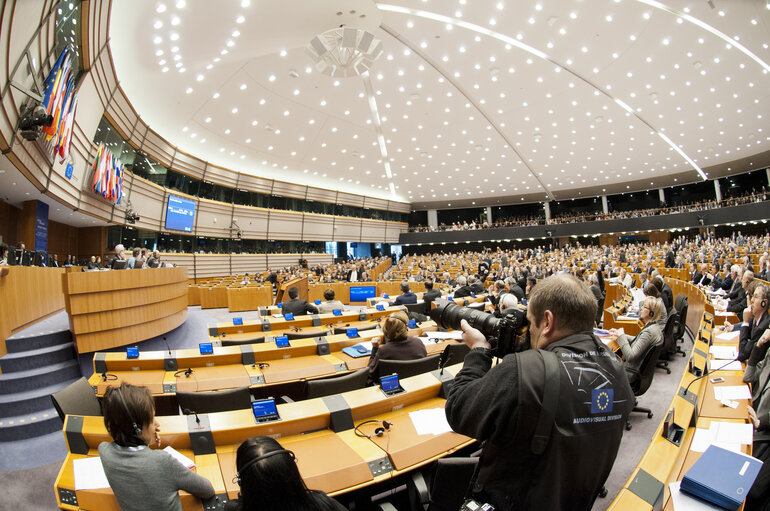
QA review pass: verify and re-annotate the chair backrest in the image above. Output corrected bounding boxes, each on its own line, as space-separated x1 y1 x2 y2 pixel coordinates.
285 330 327 340
428 457 480 511
221 336 265 347
332 323 380 335
674 294 688 339
441 343 471 367
51 377 103 421
634 342 663 396
659 310 679 359
176 386 251 414
405 301 428 315
306 368 369 399
378 354 442 381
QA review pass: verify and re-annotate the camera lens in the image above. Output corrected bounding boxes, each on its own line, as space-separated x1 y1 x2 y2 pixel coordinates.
430 299 500 338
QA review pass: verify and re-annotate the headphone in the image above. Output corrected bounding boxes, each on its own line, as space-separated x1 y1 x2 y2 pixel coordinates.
354 419 393 439
758 283 768 309
113 386 143 441
234 449 296 485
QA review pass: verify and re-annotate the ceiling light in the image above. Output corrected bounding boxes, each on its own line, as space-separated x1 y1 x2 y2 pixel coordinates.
171 16 180 25
307 27 383 77
175 0 185 7
236 15 245 23
156 4 167 13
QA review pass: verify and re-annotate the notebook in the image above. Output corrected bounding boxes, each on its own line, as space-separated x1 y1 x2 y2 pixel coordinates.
680 445 763 510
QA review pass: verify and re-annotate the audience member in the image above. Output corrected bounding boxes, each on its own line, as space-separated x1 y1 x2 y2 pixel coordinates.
317 289 345 314
389 281 417 306
99 383 214 510
281 286 318 316
613 296 664 386
741 328 770 510
367 310 426 384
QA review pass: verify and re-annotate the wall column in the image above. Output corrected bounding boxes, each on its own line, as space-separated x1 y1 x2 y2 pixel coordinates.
658 188 666 206
544 202 551 222
486 206 493 224
427 209 438 228
766 168 770 188
714 179 722 202
601 196 608 214
20 201 39 251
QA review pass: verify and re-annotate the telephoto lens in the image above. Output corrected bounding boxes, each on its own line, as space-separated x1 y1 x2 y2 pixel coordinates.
430 299 529 357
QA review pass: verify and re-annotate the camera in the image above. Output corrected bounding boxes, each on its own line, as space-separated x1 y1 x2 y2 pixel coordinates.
430 299 529 358
18 103 54 141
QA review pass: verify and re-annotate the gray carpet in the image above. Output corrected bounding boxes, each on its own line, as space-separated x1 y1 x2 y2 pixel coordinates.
0 305 693 510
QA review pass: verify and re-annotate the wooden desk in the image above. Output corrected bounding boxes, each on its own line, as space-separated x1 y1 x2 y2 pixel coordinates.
62 267 189 353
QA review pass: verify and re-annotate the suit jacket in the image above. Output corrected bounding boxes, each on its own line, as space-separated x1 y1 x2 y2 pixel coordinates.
743 340 770 432
616 322 663 385
739 313 770 362
727 287 747 314
691 270 703 285
453 286 473 298
719 274 733 292
390 291 417 306
317 300 345 314
661 284 674 313
422 288 442 311
470 282 486 295
281 298 318 316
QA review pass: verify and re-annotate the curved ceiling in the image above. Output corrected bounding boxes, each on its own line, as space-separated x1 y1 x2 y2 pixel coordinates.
109 0 770 208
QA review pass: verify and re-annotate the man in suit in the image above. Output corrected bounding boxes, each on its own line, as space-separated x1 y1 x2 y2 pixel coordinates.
741 312 770 510
281 286 318 316
422 279 442 312
727 270 753 314
665 246 675 268
469 275 486 295
733 283 770 362
389 281 417 306
690 263 702 286
453 276 473 298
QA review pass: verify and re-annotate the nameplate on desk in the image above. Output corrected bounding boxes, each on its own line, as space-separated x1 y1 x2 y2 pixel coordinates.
249 374 265 385
163 382 177 393
359 311 368 321
315 337 330 356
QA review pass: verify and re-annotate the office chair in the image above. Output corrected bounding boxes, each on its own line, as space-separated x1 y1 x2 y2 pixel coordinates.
407 457 480 511
51 377 102 421
285 330 328 340
626 342 664 431
176 386 251 414
378 354 442 382
221 336 265 346
306 368 369 399
404 301 428 315
673 294 689 343
656 310 681 374
439 343 471 367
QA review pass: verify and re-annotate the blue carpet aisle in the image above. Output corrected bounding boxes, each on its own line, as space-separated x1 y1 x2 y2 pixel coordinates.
0 305 692 510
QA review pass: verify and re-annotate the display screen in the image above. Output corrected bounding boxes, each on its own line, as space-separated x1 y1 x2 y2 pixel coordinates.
126 346 139 359
333 309 342 316
233 317 243 325
407 319 417 328
376 304 385 311
164 195 196 232
275 336 289 347
350 286 376 302
346 328 359 338
283 312 294 320
199 342 213 355
251 399 278 418
381 374 400 392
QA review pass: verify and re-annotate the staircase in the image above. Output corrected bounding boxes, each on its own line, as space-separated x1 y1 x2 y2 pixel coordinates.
0 329 81 442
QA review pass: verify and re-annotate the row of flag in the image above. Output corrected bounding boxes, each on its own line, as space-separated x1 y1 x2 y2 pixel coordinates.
91 143 124 204
41 47 78 163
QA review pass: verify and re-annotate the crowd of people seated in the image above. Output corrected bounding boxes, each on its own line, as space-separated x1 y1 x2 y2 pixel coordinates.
407 188 769 232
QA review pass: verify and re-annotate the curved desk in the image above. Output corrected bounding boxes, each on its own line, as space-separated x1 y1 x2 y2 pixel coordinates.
63 267 189 353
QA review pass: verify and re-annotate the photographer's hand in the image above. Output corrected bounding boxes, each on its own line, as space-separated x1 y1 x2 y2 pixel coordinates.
460 319 491 350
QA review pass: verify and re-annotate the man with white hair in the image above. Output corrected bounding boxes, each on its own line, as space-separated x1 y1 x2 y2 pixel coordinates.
110 244 126 269
453 276 472 298
609 268 633 289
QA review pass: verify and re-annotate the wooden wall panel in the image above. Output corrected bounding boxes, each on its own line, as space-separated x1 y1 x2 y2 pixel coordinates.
271 181 306 200
232 205 269 239
305 187 337 203
230 255 268 275
47 220 79 260
141 130 174 168
267 210 304 240
204 164 239 189
388 201 411 213
302 214 334 241
235 173 273 195
125 177 165 232
337 191 365 208
0 200 21 246
78 226 107 260
193 255 232 278
363 197 389 211
386 222 406 243
172 151 207 181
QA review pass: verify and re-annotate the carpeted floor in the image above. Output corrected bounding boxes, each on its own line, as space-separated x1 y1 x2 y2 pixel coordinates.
0 305 693 510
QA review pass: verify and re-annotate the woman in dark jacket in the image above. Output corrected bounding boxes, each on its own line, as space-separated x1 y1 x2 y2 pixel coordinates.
367 310 427 384
225 436 345 511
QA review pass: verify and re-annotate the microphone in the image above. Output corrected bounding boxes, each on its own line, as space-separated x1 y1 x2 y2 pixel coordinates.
438 348 453 377
162 336 172 357
183 408 201 425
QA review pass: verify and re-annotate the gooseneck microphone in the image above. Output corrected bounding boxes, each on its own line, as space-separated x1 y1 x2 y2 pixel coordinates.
682 356 739 397
183 408 201 425
162 336 172 357
438 348 453 377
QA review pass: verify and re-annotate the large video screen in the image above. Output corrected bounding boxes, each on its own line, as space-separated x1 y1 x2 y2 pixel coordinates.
349 286 376 302
165 195 196 232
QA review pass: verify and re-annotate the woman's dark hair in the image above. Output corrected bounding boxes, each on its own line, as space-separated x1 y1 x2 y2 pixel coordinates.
236 436 317 511
643 283 660 298
102 383 154 447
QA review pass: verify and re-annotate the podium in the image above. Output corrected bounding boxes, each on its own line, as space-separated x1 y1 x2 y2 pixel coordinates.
275 276 308 305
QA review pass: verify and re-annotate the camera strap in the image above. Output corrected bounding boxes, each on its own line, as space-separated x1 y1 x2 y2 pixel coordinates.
531 350 560 455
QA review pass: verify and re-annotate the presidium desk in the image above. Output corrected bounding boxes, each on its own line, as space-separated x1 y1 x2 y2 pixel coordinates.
62 267 189 353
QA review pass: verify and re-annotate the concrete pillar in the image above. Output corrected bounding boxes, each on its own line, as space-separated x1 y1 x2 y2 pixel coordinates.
658 188 666 205
601 195 608 214
544 202 551 221
714 179 722 202
486 206 493 224
427 209 438 228
766 168 770 188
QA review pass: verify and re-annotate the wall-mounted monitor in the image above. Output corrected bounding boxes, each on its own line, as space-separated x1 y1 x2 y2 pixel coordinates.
165 195 196 232
349 286 376 302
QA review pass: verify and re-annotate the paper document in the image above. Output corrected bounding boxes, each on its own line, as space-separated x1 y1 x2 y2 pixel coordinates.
409 408 454 436
715 330 740 342
709 345 738 360
709 421 753 445
73 457 110 490
690 428 743 454
713 385 752 401
669 481 725 511
423 331 464 340
356 341 373 351
617 315 640 321
710 360 743 372
715 311 734 317
163 446 196 469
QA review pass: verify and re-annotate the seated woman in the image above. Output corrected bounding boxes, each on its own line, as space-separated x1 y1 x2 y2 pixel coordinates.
367 310 427 384
613 296 664 386
643 283 667 328
99 383 215 511
225 436 345 511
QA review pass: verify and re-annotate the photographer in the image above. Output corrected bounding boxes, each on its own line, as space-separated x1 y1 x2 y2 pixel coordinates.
444 274 633 511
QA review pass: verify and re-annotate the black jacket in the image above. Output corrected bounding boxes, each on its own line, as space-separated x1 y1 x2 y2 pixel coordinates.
281 298 318 316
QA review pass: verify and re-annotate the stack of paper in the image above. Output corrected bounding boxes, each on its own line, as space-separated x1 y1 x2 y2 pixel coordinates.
715 330 740 342
73 457 110 490
409 408 454 436
709 345 738 360
689 421 753 454
712 385 752 401
164 446 196 469
422 331 463 341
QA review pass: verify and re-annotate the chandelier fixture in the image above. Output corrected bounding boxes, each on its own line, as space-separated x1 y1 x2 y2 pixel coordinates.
306 27 383 78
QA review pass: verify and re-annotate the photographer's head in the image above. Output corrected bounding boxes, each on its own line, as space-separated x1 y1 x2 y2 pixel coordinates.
526 274 597 349
102 383 156 447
